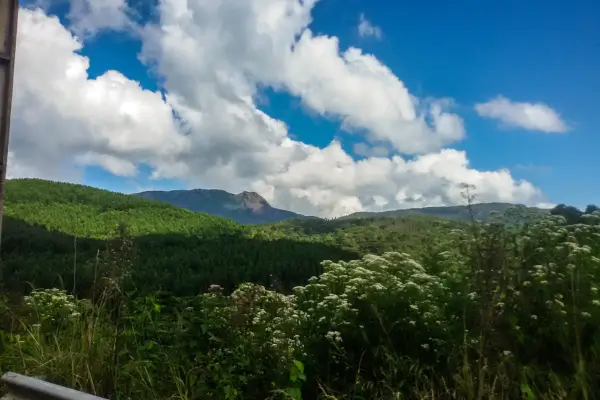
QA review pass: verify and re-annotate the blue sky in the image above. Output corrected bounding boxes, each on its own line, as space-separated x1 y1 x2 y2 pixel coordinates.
12 0 600 215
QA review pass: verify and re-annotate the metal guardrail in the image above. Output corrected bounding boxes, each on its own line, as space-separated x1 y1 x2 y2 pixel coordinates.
1 372 107 400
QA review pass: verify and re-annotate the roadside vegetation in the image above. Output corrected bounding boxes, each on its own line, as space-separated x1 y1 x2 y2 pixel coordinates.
1 179 600 399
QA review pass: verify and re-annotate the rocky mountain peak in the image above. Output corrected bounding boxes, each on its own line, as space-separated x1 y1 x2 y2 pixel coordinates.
235 191 268 205
132 187 301 224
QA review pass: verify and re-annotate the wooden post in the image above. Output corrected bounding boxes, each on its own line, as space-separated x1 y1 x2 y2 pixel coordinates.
0 0 18 251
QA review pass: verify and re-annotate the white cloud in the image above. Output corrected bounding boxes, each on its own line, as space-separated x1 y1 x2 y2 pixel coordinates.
281 35 466 153
11 8 188 180
140 0 467 155
67 0 134 38
8 4 546 218
358 14 382 39
534 202 557 210
75 152 138 177
353 143 389 158
475 96 569 133
251 143 541 216
21 0 134 37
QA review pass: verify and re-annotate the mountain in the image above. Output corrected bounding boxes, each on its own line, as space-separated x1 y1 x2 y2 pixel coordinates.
341 202 549 222
133 185 549 225
133 188 303 224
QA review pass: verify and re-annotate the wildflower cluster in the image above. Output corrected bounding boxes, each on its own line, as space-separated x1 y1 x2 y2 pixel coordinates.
511 213 600 327
24 288 80 326
230 283 305 365
296 252 451 355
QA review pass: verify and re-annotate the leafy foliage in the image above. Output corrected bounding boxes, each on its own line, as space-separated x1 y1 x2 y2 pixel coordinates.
550 203 600 225
2 179 600 399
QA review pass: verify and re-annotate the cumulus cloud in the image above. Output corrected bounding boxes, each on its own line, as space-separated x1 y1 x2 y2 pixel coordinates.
475 96 569 133
67 0 134 37
358 14 382 39
283 36 466 153
11 8 188 180
140 0 466 155
251 143 541 216
9 3 546 217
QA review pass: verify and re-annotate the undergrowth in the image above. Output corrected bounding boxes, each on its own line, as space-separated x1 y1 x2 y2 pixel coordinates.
2 204 600 399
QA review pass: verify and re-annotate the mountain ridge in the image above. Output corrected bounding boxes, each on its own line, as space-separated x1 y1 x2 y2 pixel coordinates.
340 202 550 222
133 188 303 224
133 186 550 225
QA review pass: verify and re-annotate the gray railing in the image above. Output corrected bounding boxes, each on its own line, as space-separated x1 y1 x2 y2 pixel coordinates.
1 372 107 400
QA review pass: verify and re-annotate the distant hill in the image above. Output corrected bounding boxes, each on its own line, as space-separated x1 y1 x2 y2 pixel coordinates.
133 188 303 224
2 178 559 298
1 178 445 295
1 179 354 295
133 186 549 225
341 202 550 222
4 178 245 239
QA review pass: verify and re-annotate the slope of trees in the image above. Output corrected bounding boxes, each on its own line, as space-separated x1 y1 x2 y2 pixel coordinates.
341 202 550 222
0 179 443 296
4 178 244 238
550 203 599 224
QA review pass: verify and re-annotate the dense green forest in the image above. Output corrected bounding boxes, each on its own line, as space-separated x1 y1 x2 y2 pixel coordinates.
340 201 549 222
1 178 600 399
0 179 448 296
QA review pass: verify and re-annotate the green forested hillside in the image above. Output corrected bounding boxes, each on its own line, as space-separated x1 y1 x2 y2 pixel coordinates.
2 178 600 400
0 179 443 296
4 178 244 238
342 201 549 222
